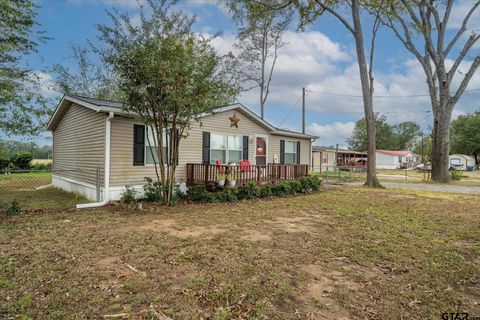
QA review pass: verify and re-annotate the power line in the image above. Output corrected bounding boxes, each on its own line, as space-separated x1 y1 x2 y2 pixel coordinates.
305 88 480 98
278 95 302 128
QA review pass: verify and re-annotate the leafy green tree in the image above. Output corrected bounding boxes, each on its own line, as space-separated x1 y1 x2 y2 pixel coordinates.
451 112 480 165
96 0 239 205
348 116 420 151
0 140 52 159
51 45 120 100
391 121 420 150
0 0 50 136
347 115 394 151
413 132 432 164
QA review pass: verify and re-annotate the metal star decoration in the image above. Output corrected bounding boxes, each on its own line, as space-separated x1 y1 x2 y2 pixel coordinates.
229 112 240 128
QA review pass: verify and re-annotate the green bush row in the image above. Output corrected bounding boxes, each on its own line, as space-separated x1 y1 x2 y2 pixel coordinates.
0 152 34 170
186 176 323 204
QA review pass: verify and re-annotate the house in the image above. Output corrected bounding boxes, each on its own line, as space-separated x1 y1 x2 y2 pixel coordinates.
47 95 318 202
375 150 419 169
449 154 476 171
311 146 367 171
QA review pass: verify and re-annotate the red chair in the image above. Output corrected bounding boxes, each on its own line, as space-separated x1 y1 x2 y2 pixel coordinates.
240 161 255 172
216 160 223 173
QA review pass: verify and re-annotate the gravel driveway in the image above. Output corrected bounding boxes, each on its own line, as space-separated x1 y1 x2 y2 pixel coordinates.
344 182 480 195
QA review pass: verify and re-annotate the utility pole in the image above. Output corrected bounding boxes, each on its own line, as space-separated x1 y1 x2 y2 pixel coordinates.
302 87 305 134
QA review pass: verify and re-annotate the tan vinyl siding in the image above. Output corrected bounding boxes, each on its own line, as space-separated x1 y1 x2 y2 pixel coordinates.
52 103 105 186
109 108 312 187
268 135 311 165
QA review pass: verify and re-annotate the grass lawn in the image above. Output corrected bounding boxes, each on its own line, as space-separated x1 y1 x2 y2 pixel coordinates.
1 187 479 319
0 172 85 210
0 172 52 191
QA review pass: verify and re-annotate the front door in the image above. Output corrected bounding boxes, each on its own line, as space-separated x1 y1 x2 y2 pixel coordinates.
256 136 267 165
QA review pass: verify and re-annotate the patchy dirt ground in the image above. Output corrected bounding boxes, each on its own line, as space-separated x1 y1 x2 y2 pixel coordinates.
1 187 479 319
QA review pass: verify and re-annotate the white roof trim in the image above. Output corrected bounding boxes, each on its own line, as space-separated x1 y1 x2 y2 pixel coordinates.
207 103 276 131
47 95 101 131
47 96 318 139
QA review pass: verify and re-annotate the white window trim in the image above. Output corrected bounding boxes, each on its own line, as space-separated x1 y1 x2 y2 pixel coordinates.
284 140 297 164
145 126 168 166
210 131 244 164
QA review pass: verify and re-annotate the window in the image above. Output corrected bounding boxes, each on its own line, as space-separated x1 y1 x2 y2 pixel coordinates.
322 153 328 164
210 133 243 164
228 135 243 162
210 133 227 164
398 156 402 163
284 141 297 164
145 126 167 165
450 158 461 165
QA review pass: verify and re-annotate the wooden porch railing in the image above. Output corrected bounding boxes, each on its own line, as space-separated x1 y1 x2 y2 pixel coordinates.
186 163 309 186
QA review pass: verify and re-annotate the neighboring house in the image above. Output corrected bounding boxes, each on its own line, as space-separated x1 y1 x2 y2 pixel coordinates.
311 146 367 171
47 95 317 201
375 150 419 169
449 154 476 171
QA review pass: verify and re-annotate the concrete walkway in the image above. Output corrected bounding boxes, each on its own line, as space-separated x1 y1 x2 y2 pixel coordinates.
344 182 480 195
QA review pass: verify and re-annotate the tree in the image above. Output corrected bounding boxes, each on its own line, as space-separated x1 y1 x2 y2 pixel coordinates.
347 114 393 151
96 0 238 205
0 0 50 136
228 4 292 119
391 121 420 150
451 112 480 165
381 1 480 182
52 45 120 100
228 0 384 187
413 131 432 163
348 116 420 151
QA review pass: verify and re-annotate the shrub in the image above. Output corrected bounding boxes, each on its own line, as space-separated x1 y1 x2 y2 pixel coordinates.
143 177 162 202
450 170 463 181
122 185 137 204
299 176 323 193
287 180 302 194
3 200 22 216
259 183 273 198
187 183 211 202
221 188 238 202
10 152 33 170
31 162 52 171
237 182 259 200
271 182 292 196
0 158 10 170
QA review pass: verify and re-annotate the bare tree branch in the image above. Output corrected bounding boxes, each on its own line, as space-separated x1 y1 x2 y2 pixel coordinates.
314 0 355 34
444 0 480 56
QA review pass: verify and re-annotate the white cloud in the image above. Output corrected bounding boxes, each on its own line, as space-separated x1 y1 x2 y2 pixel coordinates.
308 122 356 147
209 28 480 147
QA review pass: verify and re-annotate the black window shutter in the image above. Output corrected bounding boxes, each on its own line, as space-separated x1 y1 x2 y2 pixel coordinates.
133 124 145 166
243 136 249 160
168 128 179 165
202 132 210 164
280 140 285 164
296 141 301 164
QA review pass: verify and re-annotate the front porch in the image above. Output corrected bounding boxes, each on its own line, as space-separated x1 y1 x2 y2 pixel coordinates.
186 163 309 186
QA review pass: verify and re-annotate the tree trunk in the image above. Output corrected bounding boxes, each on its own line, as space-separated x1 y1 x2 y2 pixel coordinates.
431 109 453 182
351 0 382 188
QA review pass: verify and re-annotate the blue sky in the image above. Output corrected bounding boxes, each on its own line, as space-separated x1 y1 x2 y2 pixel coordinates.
18 0 480 147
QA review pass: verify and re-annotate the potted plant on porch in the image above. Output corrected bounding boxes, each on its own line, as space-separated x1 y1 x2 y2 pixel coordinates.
226 173 236 187
217 173 226 188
